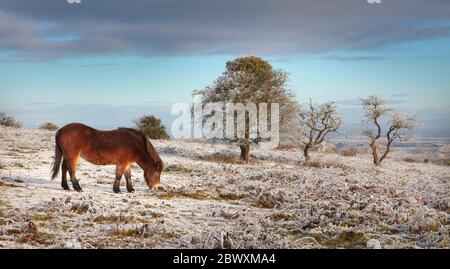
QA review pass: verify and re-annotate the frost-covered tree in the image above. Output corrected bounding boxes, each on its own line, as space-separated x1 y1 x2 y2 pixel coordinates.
437 144 450 166
361 96 417 166
194 56 299 161
0 112 22 128
300 100 342 161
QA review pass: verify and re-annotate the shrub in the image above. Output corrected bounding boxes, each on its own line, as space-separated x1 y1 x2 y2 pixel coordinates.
39 122 59 131
134 115 170 140
437 145 450 166
318 142 337 154
196 152 256 164
0 112 22 128
340 145 358 157
303 160 349 170
164 164 193 174
276 144 297 151
403 157 419 163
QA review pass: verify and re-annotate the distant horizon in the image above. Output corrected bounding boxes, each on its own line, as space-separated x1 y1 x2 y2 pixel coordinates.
4 98 450 138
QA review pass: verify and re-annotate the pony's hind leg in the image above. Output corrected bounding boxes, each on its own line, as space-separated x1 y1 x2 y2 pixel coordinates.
124 164 134 193
67 155 82 192
61 158 70 190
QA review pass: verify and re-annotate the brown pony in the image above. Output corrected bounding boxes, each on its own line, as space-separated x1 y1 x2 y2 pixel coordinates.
51 123 164 193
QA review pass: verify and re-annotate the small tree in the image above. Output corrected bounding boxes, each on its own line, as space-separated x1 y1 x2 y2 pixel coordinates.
134 115 170 139
39 122 59 131
195 56 299 161
437 145 450 166
300 100 342 161
0 112 22 128
361 96 417 165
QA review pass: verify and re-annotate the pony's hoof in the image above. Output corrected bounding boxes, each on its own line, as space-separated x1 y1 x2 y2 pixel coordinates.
113 188 121 194
127 188 135 193
73 182 82 192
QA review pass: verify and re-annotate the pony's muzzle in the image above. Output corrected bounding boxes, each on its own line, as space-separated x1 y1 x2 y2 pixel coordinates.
151 183 163 191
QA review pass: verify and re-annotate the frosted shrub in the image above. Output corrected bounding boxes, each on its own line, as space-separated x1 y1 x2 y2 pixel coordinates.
438 145 450 166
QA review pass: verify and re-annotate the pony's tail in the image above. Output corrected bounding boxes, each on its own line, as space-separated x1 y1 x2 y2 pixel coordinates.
51 131 62 180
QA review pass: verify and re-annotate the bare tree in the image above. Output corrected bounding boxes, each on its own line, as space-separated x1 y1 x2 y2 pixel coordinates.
361 96 417 165
300 100 342 161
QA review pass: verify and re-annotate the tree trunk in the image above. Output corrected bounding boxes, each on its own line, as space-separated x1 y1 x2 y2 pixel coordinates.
378 150 388 165
303 144 311 161
239 144 250 161
378 140 393 165
370 142 380 166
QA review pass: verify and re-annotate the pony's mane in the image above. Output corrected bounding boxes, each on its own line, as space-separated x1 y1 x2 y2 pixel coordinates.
118 127 164 171
118 127 144 138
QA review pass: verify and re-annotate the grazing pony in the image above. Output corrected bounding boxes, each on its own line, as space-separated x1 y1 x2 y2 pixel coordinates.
51 123 164 193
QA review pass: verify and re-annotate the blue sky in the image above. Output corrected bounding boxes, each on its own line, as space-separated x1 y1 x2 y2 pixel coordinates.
0 0 449 135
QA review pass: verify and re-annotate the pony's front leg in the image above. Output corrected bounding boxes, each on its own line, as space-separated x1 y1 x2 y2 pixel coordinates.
114 163 127 193
124 165 134 193
113 175 122 193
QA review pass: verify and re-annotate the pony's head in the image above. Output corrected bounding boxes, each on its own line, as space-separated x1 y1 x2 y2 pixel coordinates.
144 160 164 191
